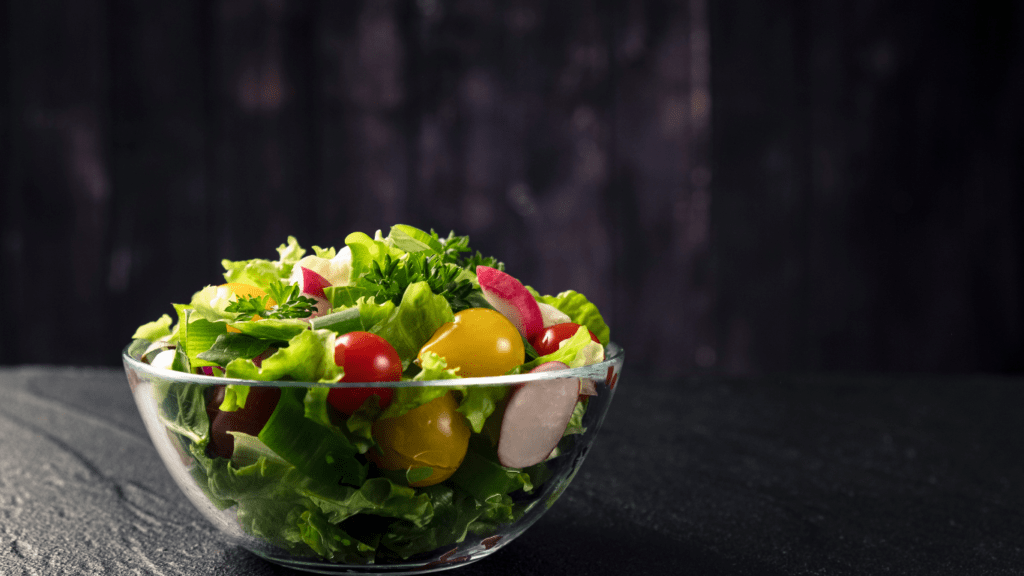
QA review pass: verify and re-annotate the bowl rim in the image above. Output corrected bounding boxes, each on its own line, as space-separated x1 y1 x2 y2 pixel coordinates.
123 340 624 389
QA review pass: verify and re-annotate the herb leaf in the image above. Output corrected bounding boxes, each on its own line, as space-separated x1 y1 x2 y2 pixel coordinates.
435 231 505 271
225 280 320 321
358 252 480 313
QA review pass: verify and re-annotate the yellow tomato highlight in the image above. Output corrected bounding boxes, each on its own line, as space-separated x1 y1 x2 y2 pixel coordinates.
417 308 525 377
369 393 470 487
222 282 272 302
220 283 276 332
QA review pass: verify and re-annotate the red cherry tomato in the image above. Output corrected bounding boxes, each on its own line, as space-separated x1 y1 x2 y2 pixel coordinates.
530 323 600 356
328 332 401 415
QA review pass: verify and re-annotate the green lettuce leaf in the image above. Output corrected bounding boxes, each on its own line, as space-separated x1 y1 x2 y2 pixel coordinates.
379 485 476 558
457 385 508 434
450 449 534 503
380 483 517 559
174 304 228 369
257 387 365 487
171 345 191 373
222 236 305 288
155 380 210 445
206 459 433 563
218 384 251 412
378 388 452 422
312 245 337 259
369 281 454 367
132 314 173 341
409 351 461 381
224 329 341 383
385 224 443 254
377 352 460 421
206 457 322 557
358 297 397 332
303 386 376 454
226 318 309 342
322 285 371 310
308 477 433 528
345 232 406 279
227 431 289 467
166 382 438 564
187 285 235 322
391 353 506 433
294 505 375 562
302 386 337 430
196 333 270 366
563 398 588 436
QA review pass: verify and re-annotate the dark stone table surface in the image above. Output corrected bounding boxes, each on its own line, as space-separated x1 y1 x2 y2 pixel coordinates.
2 366 1023 575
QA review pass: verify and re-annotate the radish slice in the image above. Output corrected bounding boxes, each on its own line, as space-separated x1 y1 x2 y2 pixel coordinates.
142 338 174 364
299 267 332 316
497 361 580 469
288 248 354 287
150 349 176 370
476 265 543 341
300 267 330 299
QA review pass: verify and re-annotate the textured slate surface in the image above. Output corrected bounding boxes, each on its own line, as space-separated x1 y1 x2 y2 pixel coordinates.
2 366 1023 575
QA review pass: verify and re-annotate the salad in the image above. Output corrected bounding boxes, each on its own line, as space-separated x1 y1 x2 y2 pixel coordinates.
130 224 611 564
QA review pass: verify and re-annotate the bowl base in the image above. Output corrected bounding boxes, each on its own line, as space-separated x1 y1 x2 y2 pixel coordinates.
249 546 492 575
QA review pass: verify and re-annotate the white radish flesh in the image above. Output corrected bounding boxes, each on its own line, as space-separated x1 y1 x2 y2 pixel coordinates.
288 247 353 287
537 302 572 328
497 361 580 469
150 349 177 370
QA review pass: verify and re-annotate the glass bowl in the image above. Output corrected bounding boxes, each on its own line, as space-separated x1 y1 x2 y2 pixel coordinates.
122 340 623 574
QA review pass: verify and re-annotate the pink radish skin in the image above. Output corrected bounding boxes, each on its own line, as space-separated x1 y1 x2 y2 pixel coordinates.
497 361 581 469
299 267 332 316
300 267 331 298
476 265 544 341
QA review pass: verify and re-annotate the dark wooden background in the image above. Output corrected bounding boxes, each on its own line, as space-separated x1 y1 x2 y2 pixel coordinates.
1 0 1021 377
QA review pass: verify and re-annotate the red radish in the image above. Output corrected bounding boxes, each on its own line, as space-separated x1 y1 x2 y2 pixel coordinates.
300 267 330 298
299 266 331 316
497 361 580 469
290 248 353 287
476 265 543 341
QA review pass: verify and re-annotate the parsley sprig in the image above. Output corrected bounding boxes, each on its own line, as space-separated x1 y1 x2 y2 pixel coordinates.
359 252 480 312
225 280 319 321
435 230 505 271
351 230 505 312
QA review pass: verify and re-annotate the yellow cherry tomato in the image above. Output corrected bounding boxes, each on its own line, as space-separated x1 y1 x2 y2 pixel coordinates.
369 393 470 487
417 308 525 377
220 283 277 332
